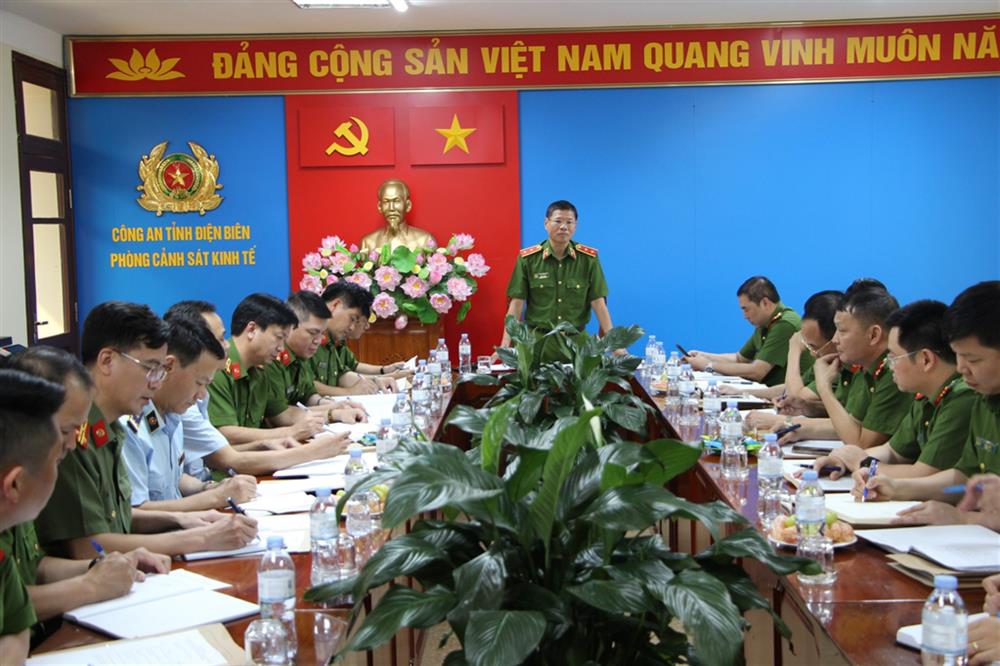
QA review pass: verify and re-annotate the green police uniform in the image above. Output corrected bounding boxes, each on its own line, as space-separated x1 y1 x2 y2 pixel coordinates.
35 404 132 552
888 374 976 469
264 347 318 407
737 303 801 387
842 353 913 435
207 340 287 429
506 240 609 332
954 392 1000 478
0 523 44 586
311 337 359 387
0 547 35 637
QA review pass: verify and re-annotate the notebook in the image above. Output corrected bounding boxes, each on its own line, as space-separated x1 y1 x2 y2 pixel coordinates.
26 623 244 664
897 612 989 650
856 525 1000 572
183 537 267 561
825 494 920 526
782 460 854 492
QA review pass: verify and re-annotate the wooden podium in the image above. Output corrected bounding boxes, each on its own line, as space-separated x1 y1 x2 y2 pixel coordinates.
346 317 443 365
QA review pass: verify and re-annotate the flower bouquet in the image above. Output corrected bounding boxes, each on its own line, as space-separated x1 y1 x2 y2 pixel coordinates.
299 233 490 328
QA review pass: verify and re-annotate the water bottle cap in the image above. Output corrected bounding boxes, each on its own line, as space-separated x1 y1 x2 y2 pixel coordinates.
726 400 739 408
267 536 284 549
933 575 958 590
461 333 468 338
681 363 691 370
708 379 717 385
801 470 818 480
438 338 445 344
315 488 331 497
649 335 656 340
380 418 390 425
764 433 777 442
348 443 363 456
669 350 678 357
418 359 427 366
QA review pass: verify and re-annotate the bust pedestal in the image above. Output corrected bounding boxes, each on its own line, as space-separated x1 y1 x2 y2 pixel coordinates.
346 317 444 365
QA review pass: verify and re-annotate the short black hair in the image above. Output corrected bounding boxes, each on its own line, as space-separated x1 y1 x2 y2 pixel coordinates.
0 369 64 473
945 281 1000 350
230 293 298 336
163 300 217 322
545 200 578 219
736 276 780 304
844 278 887 299
287 290 331 324
886 300 955 364
802 290 844 341
167 316 225 366
320 282 374 318
81 301 169 366
842 288 899 328
4 346 93 390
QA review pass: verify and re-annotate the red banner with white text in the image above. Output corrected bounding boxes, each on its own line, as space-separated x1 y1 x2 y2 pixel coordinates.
68 16 1000 96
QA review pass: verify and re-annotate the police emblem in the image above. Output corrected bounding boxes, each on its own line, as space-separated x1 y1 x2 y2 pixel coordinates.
136 140 223 216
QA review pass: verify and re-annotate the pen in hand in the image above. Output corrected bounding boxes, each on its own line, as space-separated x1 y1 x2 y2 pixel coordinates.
862 459 878 502
226 497 247 516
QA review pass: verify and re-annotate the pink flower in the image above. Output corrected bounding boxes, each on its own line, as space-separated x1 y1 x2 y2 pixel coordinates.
320 255 331 267
302 252 322 271
402 275 429 298
321 235 342 250
428 268 444 285
447 277 473 301
372 292 398 318
430 293 452 314
368 250 380 262
425 237 438 250
394 314 409 330
427 253 452 275
374 266 402 291
326 274 339 285
347 272 373 290
450 233 475 251
329 252 350 274
300 274 322 293
466 253 490 278
415 253 425 266
349 244 359 253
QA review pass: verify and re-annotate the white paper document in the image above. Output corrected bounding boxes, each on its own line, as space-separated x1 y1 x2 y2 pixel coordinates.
256 478 332 495
856 524 1000 572
183 537 267 561
275 451 379 478
243 491 317 514
897 612 989 651
26 628 229 665
825 494 920 526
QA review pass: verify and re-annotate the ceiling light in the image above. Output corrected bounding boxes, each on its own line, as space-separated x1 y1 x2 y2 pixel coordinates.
291 0 408 10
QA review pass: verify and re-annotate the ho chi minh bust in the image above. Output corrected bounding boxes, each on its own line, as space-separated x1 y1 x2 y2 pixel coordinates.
359 179 436 252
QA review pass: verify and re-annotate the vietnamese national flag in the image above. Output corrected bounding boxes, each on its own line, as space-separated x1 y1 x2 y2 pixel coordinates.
297 107 395 167
408 105 504 166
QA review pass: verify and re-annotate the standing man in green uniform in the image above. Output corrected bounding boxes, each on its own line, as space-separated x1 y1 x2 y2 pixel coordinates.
0 370 65 663
805 300 976 481
35 302 257 559
860 282 1000 515
498 200 613 356
686 276 801 386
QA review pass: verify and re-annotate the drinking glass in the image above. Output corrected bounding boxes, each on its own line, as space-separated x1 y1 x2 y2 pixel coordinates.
244 618 288 665
476 356 492 373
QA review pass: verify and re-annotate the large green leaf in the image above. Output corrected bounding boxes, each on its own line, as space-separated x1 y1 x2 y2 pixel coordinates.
567 578 650 614
516 340 535 385
446 405 490 436
556 449 602 519
505 448 546 502
495 346 519 369
579 484 676 532
464 610 546 666
481 400 515 475
599 325 644 353
658 569 745 666
604 403 647 433
456 300 472 323
605 558 676 599
390 245 416 272
704 562 794 640
698 527 822 576
517 390 544 424
340 585 456 653
528 409 600 559
640 438 702 484
447 547 507 639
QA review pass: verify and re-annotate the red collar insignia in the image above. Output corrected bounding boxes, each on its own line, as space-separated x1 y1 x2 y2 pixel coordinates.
319 334 329 347
278 349 292 366
849 364 863 374
873 356 888 379
226 359 242 379
91 420 110 447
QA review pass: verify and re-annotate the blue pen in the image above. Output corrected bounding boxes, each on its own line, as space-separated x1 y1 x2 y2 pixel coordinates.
942 482 984 494
862 459 878 502
225 467 238 478
226 497 247 516
89 539 106 557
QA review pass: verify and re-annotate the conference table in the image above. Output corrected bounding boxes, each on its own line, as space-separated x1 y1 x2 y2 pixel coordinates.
32 375 985 665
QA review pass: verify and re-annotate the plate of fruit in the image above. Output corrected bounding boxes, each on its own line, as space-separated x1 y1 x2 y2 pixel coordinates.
767 513 857 549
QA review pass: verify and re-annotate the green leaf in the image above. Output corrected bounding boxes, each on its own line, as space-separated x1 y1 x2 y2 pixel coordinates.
464 610 546 666
698 527 822 576
567 578 650 614
447 547 507 640
658 569 745 666
481 400 515 474
517 390 544 423
340 585 456 653
456 300 472 323
496 346 519 369
604 403 646 433
528 409 600 558
641 438 702 484
579 485 675 532
445 405 490 436
516 340 535 385
390 246 416 273
599 325 644 352
605 558 676 600
401 302 419 314
703 562 794 639
505 448 546 501
599 461 629 492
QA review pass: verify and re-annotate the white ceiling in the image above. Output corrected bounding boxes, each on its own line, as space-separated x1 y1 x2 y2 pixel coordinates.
2 0 998 36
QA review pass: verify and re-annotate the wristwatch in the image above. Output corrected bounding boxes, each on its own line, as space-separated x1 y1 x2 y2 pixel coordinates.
706 363 714 373
859 456 879 470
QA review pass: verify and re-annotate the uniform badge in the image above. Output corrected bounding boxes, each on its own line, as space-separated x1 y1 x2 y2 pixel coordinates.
575 243 598 257
278 349 292 366
145 411 160 433
91 420 110 448
76 420 89 448
319 335 329 347
519 244 542 257
126 415 140 434
226 359 242 379
136 141 223 216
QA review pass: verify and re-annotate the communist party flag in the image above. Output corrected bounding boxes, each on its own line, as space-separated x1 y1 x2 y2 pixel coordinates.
408 105 504 166
297 107 395 167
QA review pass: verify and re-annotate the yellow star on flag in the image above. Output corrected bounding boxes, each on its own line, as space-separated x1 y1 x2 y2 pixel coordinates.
435 114 476 154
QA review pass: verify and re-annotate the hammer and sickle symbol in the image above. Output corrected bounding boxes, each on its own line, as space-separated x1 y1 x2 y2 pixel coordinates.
325 116 370 156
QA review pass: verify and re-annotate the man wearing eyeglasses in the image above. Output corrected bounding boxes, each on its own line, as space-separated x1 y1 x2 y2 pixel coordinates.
809 300 975 482
498 200 613 359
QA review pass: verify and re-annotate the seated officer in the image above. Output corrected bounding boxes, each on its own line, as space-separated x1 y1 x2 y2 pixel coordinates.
780 288 912 448
686 276 801 386
266 291 366 421
859 282 1000 516
4 348 168 645
122 317 258 512
0 370 65 663
35 302 257 559
166 301 351 478
809 300 975 481
314 282 405 396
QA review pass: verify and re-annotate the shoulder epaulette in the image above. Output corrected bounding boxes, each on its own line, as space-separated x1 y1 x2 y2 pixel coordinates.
126 415 140 433
519 244 543 257
575 243 598 257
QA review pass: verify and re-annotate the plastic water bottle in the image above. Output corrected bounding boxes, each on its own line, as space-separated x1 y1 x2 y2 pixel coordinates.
678 363 695 400
719 400 748 479
703 379 722 439
330 531 357 606
435 338 452 393
344 443 368 491
921 575 968 666
411 360 431 432
258 536 297 661
427 360 443 416
346 491 373 566
664 352 682 418
309 489 339 586
458 333 472 376
376 417 397 461
391 393 413 438
795 470 835 585
643 335 657 383
757 433 783 525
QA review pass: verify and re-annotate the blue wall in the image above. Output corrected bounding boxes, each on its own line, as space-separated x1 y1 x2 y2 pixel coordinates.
518 77 1000 353
68 96 290 327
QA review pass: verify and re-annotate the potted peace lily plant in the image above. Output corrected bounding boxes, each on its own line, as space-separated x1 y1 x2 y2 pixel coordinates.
307 321 819 665
299 234 489 328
